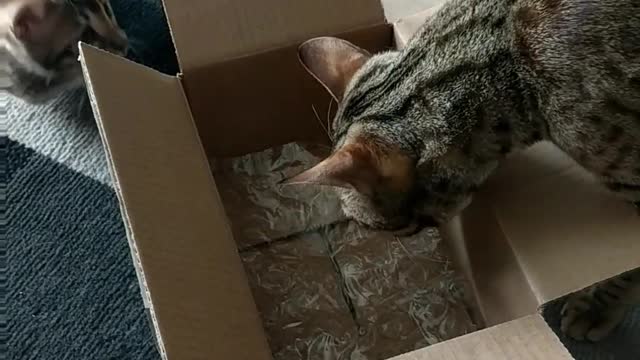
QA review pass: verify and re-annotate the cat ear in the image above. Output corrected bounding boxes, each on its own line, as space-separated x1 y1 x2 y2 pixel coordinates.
299 37 371 101
12 1 48 41
284 143 379 196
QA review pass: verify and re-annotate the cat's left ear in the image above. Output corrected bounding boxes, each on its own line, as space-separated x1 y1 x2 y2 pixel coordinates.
283 143 379 196
299 37 371 102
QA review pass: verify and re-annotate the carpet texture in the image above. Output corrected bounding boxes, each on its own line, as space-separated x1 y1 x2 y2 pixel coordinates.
5 0 639 359
8 141 159 360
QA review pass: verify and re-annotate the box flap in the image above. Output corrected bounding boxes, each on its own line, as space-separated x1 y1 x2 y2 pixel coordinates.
485 142 640 305
183 24 393 157
446 143 640 327
79 44 272 360
391 315 573 360
442 210 539 327
162 0 386 71
393 3 444 48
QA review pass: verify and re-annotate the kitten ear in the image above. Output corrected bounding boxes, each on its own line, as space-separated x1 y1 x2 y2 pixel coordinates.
12 1 48 41
299 37 371 101
284 143 379 196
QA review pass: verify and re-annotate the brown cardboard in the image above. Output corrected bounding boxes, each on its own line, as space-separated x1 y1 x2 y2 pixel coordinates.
391 315 572 360
162 0 385 71
79 44 272 360
79 0 640 359
440 142 640 326
442 200 539 327
183 24 393 157
393 4 443 47
484 142 640 304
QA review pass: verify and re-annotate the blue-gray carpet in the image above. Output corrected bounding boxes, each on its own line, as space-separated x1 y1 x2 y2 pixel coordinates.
5 0 638 359
8 140 159 360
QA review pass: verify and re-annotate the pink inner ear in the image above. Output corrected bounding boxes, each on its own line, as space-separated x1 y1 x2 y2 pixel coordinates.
13 1 57 42
298 37 371 101
13 8 37 40
283 159 352 189
282 143 380 196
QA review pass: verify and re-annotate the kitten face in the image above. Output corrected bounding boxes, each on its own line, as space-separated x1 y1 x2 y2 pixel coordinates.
290 37 462 231
0 0 128 103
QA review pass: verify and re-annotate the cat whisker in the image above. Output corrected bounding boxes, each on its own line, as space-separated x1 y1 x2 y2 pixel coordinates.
312 104 332 141
326 98 334 140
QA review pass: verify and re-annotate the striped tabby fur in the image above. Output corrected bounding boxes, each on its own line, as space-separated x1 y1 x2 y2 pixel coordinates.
291 0 640 342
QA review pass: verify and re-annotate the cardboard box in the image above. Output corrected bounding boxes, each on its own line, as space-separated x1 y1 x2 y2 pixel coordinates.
79 0 640 359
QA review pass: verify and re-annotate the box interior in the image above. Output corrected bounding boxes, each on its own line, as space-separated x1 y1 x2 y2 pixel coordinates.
174 21 622 358
181 24 394 157
179 8 640 330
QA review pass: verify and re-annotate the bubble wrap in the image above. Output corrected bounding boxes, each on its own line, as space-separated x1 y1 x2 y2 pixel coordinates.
213 143 478 360
211 143 345 250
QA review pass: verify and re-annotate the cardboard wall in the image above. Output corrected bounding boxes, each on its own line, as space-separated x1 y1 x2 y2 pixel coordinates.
182 24 394 157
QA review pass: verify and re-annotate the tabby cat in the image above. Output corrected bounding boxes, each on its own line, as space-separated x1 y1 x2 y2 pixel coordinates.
288 0 640 342
0 0 127 103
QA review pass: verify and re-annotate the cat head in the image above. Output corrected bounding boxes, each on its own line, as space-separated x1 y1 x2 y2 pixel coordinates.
288 37 421 231
289 37 465 232
0 0 128 103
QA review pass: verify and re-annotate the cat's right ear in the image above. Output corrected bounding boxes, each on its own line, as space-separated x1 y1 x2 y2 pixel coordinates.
299 37 371 102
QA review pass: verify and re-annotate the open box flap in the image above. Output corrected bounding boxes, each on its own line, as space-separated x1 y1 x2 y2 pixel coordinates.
393 4 444 47
79 44 272 360
485 143 640 304
447 143 640 326
162 0 386 72
391 315 572 360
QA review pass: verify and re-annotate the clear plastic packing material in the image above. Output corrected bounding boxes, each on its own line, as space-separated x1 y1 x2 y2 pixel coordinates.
211 143 346 250
240 229 358 359
215 142 478 360
328 222 477 359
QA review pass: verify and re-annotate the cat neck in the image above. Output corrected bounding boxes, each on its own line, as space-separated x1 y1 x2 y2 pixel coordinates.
415 51 547 188
405 0 547 184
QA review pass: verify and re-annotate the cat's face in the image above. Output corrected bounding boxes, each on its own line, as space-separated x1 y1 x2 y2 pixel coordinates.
0 0 128 103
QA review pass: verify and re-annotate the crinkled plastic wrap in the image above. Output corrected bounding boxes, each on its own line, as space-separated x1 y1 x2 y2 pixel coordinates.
212 143 478 360
240 229 358 360
328 222 477 359
211 143 345 250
